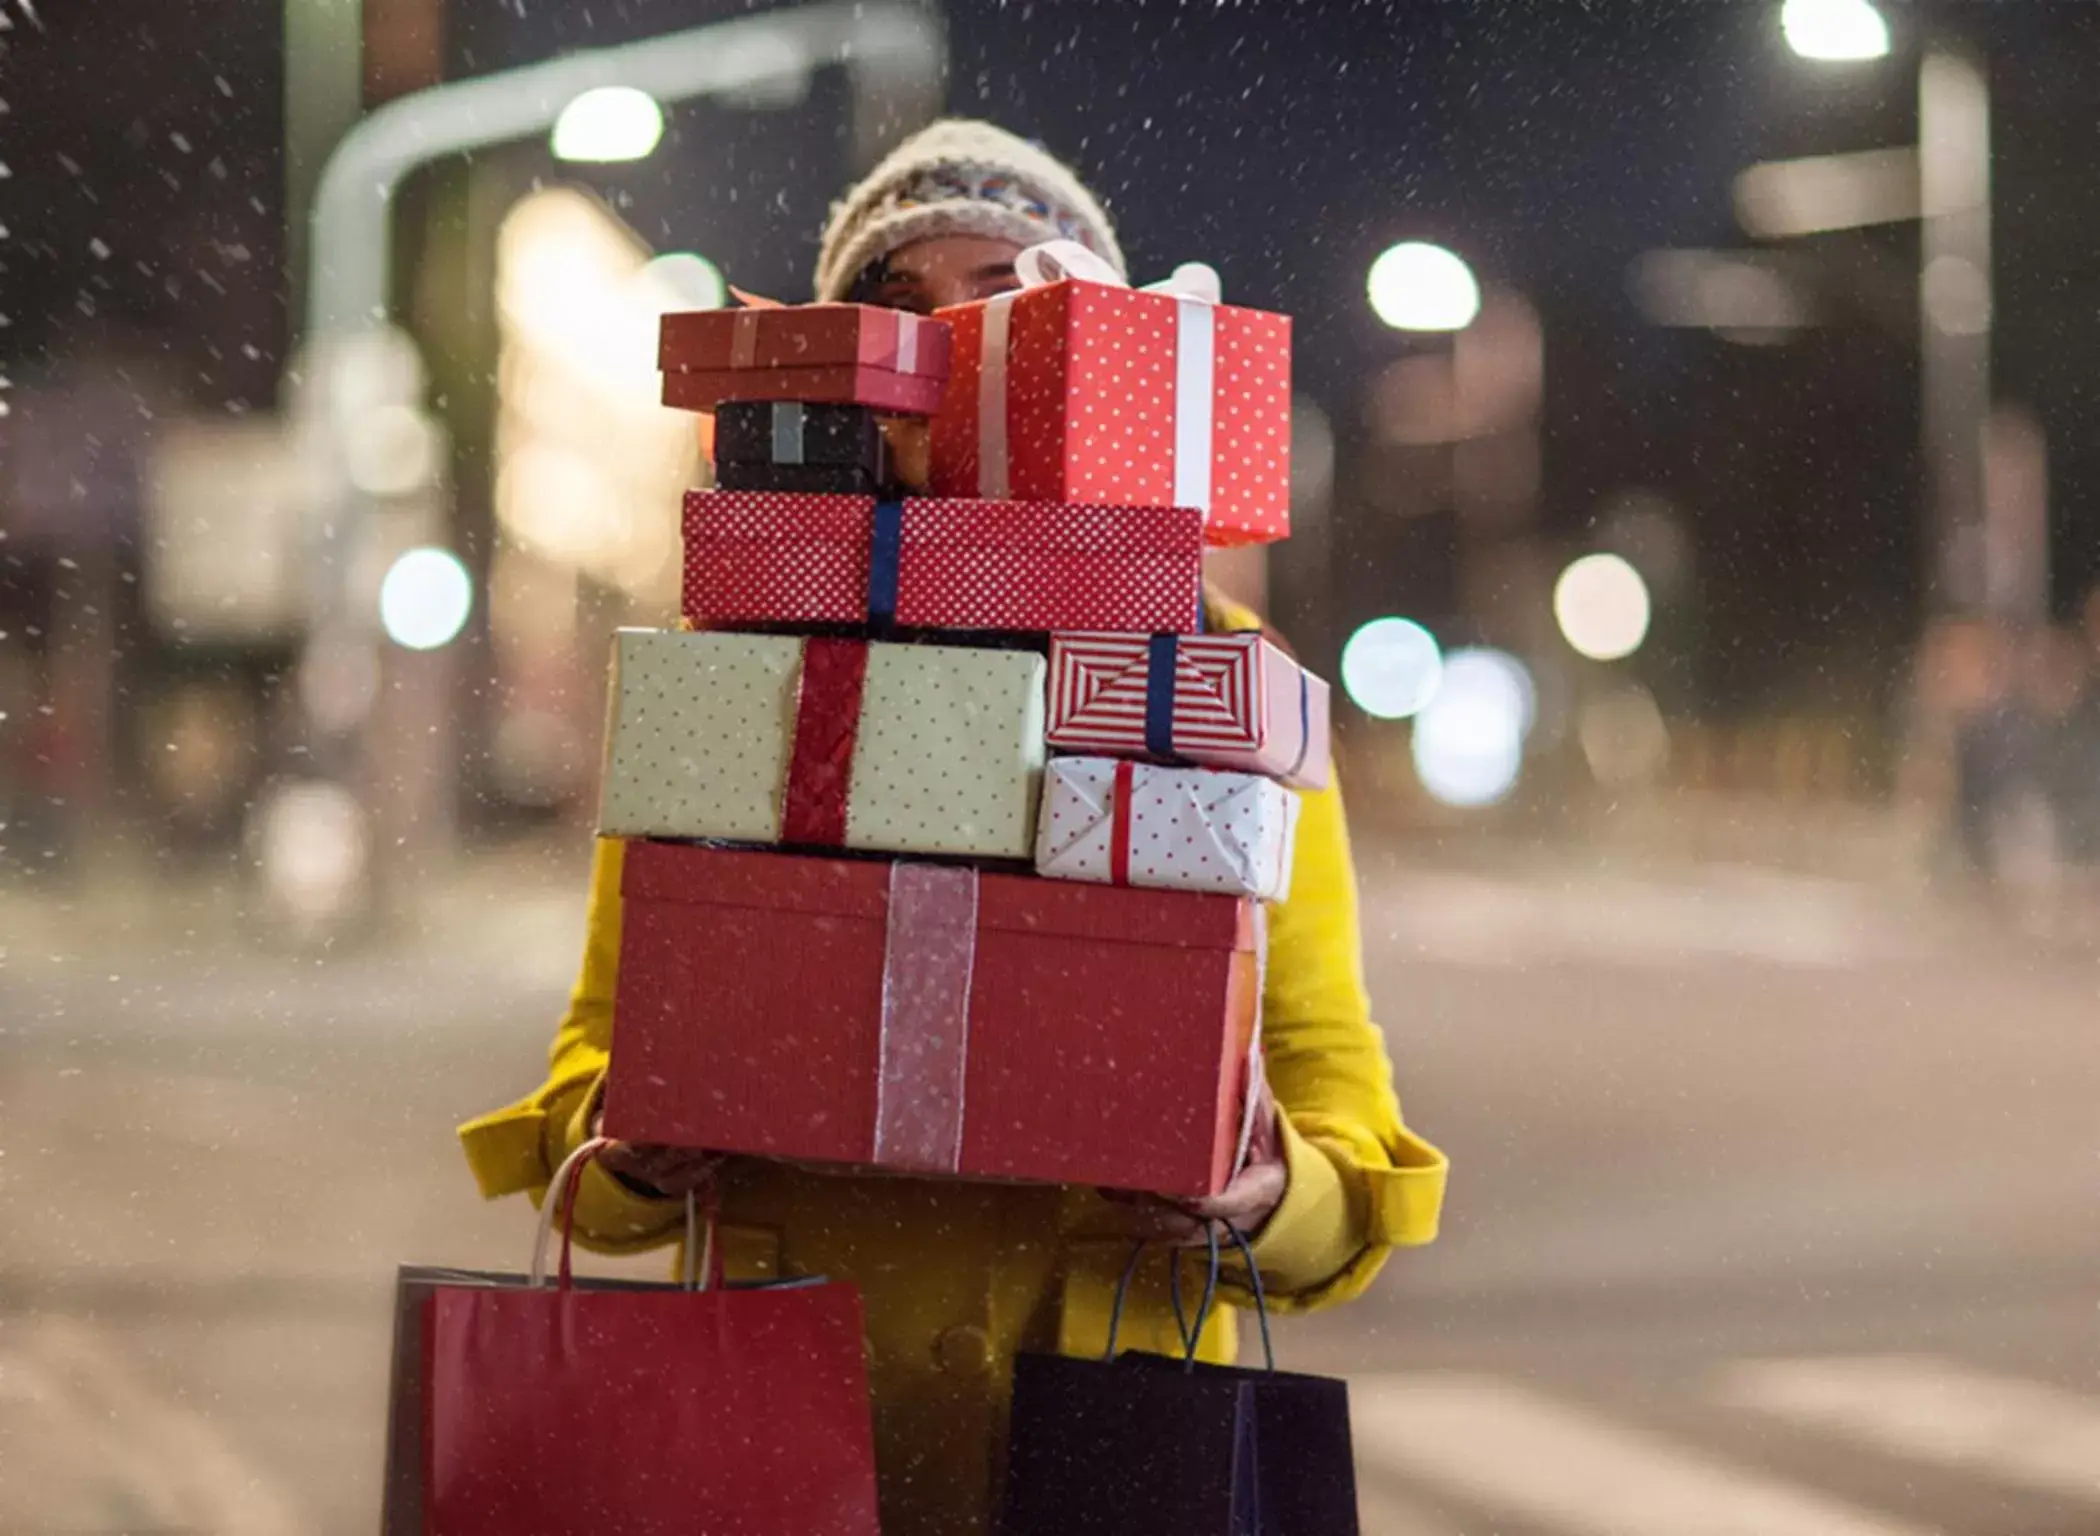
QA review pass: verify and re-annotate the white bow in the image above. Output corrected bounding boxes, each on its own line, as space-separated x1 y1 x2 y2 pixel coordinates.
1012 238 1224 305
976 241 1221 514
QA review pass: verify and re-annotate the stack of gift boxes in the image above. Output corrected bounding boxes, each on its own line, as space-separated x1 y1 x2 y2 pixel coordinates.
594 260 1333 1203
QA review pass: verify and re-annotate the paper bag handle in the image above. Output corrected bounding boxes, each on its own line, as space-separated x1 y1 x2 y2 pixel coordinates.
530 1137 709 1290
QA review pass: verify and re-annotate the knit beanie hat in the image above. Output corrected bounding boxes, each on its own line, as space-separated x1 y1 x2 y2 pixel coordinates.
814 119 1126 302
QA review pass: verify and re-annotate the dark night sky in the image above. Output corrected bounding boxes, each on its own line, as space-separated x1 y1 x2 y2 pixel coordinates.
9 0 2100 707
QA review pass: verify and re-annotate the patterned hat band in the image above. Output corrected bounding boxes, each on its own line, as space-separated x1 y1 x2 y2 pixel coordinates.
875 168 1106 255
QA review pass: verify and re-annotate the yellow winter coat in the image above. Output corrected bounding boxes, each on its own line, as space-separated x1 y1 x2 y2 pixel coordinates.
458 598 1447 1534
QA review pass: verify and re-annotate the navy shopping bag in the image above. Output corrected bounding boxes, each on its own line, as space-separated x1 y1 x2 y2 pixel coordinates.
1000 1228 1360 1535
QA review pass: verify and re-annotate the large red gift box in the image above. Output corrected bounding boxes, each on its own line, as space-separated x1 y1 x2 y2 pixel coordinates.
659 305 950 415
682 490 1204 635
603 841 1259 1199
1046 631 1333 791
928 276 1292 546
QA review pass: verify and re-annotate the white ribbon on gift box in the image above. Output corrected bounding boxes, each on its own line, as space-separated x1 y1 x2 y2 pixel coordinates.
976 239 1223 513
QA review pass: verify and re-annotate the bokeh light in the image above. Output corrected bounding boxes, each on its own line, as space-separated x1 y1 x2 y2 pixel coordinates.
641 251 728 311
551 87 665 163
1579 684 1673 788
1554 553 1653 662
1368 242 1482 332
1781 0 1890 62
1341 617 1444 719
379 546 474 651
1411 646 1534 808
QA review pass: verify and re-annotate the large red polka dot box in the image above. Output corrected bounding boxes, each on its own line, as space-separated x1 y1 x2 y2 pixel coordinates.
929 241 1292 548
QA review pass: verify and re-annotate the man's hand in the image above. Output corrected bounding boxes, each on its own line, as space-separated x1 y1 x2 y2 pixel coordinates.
1103 1075 1288 1246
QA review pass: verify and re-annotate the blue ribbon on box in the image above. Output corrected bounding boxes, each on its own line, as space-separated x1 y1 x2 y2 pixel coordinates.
1148 629 1316 781
867 500 905 624
1144 634 1182 759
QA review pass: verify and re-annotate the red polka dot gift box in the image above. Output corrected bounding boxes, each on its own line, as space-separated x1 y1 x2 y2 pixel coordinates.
928 242 1292 548
1046 631 1332 791
681 490 1203 635
602 840 1261 1200
1034 757 1300 902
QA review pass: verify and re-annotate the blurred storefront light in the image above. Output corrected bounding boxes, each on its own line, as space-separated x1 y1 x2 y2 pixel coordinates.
344 401 444 497
1411 647 1533 808
1578 684 1672 788
1554 553 1652 662
1368 242 1481 332
551 86 665 162
1341 617 1444 720
493 188 694 605
1781 0 1890 63
253 780 371 927
378 546 473 651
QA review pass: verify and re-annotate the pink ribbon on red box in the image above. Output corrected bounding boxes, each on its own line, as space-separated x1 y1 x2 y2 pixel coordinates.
874 863 979 1172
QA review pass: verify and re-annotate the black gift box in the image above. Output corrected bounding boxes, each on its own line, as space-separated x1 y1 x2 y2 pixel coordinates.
711 460 887 494
713 400 885 471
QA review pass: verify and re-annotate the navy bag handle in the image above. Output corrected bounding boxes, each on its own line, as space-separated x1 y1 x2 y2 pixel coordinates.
1103 1223 1276 1374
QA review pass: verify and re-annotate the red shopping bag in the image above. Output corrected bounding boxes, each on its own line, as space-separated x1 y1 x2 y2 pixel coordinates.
420 1140 882 1536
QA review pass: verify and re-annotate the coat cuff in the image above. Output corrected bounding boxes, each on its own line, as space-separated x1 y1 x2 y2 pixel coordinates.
537 1079 689 1255
1232 1115 1449 1311
1239 1112 1360 1296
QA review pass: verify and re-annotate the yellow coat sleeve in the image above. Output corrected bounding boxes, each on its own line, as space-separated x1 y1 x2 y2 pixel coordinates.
1237 772 1448 1309
456 838 687 1255
1201 594 1447 1308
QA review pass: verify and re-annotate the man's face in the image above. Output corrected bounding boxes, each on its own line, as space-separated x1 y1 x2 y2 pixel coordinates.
855 235 1025 314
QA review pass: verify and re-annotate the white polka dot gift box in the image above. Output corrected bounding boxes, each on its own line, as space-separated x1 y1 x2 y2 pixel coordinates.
1034 756 1300 902
681 490 1203 635
1046 630 1333 791
927 240 1292 548
596 628 1046 861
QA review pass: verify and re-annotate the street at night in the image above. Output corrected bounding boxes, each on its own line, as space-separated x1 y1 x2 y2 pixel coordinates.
7 849 2096 1531
9 0 2100 1528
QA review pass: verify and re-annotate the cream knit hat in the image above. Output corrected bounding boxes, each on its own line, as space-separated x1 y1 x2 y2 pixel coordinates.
814 119 1126 302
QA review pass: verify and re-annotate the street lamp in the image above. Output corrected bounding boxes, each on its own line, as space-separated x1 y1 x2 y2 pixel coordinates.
1368 242 1481 332
1554 553 1652 663
551 86 666 163
1781 0 1891 63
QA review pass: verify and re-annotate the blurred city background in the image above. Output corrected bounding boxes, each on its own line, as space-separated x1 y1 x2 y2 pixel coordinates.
4 0 2098 1531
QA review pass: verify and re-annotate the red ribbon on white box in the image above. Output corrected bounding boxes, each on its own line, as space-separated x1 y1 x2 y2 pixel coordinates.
873 863 980 1172
976 239 1222 514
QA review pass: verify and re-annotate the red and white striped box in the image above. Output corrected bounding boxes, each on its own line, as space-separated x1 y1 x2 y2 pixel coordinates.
1046 631 1331 790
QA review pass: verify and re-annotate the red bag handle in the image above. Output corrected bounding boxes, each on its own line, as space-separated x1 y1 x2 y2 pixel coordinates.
531 1137 711 1290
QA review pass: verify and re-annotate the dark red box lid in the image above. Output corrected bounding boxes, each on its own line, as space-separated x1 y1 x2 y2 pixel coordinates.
660 305 951 379
622 843 1255 953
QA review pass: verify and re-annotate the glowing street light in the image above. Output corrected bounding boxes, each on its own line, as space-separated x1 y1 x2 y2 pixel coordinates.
1340 617 1444 720
552 86 665 163
1554 553 1652 662
1781 0 1890 63
641 251 728 310
379 546 474 651
1368 242 1481 332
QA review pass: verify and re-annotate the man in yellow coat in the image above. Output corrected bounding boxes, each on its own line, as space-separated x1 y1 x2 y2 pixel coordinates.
459 120 1447 1535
